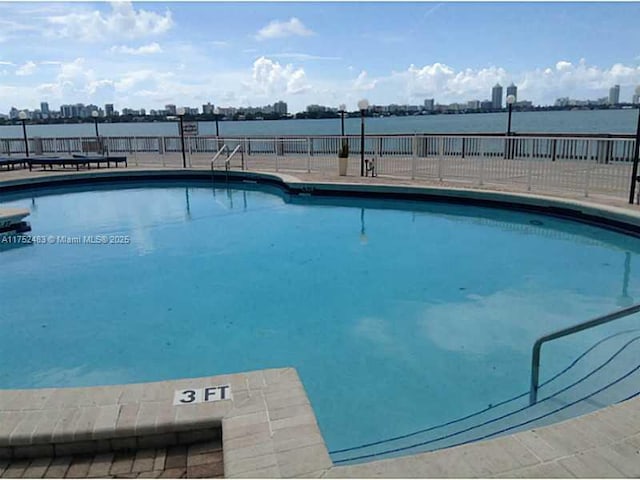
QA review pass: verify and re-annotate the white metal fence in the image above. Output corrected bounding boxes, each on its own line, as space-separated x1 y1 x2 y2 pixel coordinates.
1 134 637 200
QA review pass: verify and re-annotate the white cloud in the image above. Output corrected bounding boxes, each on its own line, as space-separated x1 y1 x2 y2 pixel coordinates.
16 61 37 76
248 56 311 96
47 1 173 42
269 53 341 61
255 17 314 41
114 69 168 92
110 42 163 55
35 58 100 99
353 70 377 91
0 61 15 66
0 18 38 43
519 59 640 101
396 63 507 100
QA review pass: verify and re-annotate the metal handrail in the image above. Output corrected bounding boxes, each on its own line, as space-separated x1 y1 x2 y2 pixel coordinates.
210 144 229 171
211 144 243 172
529 302 640 405
225 144 243 170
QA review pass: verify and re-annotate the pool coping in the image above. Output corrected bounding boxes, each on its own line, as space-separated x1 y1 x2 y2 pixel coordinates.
0 368 332 478
2 168 640 477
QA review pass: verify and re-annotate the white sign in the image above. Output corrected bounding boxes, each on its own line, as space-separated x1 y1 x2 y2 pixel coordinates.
183 122 199 136
173 385 232 405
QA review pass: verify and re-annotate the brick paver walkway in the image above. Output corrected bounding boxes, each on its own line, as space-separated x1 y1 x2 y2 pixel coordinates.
0 439 223 479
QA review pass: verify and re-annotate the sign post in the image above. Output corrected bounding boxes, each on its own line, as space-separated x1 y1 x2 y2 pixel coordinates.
183 122 199 137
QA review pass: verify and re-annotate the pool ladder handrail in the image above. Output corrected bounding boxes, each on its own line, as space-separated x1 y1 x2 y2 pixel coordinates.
530 302 640 405
210 145 229 171
211 144 244 173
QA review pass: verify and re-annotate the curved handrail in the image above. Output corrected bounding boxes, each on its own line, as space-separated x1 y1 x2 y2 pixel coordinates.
210 144 229 170
225 144 242 170
530 302 640 404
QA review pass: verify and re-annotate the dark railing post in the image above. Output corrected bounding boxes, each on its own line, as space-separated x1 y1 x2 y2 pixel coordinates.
551 138 557 162
461 137 466 159
179 116 186 168
360 111 365 177
20 118 29 157
530 340 543 404
628 107 640 204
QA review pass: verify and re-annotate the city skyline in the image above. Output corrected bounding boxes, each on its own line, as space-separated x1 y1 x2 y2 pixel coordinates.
4 80 639 121
1 2 640 113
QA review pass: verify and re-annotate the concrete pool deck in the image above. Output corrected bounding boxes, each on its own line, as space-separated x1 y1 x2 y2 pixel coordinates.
1 166 640 477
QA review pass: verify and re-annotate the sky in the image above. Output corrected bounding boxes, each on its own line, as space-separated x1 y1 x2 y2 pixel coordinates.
1 1 640 114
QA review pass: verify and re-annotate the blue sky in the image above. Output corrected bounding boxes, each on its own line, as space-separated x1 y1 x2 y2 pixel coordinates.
1 1 640 114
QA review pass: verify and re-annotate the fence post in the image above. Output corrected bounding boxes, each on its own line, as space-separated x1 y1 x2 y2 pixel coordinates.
479 138 485 186
411 135 417 180
307 137 312 173
275 139 279 172
243 138 248 170
133 136 139 166
461 137 466 159
527 140 533 191
584 140 592 197
438 136 444 181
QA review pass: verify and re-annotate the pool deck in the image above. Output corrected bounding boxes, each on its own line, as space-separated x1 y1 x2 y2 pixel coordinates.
1 165 640 478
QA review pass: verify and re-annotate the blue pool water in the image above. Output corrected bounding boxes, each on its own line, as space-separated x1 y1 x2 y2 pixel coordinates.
1 181 640 462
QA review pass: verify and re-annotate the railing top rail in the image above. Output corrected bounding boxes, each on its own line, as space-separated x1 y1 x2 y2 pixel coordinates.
172 132 638 139
1 132 636 141
535 303 640 348
529 302 640 405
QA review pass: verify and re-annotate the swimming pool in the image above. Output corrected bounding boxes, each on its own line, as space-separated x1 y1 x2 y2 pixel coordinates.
1 178 640 464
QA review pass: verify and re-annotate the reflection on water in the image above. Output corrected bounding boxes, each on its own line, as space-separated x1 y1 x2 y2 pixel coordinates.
618 252 634 307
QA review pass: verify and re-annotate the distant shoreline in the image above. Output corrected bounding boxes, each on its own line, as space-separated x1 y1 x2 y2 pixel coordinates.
1 104 637 126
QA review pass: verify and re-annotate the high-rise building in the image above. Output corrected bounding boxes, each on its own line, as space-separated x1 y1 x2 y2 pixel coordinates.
105 104 114 117
506 83 517 103
467 100 481 110
424 98 435 111
633 86 640 105
165 104 177 115
492 83 503 110
40 102 49 118
609 85 620 105
60 104 84 118
273 101 287 115
202 103 215 115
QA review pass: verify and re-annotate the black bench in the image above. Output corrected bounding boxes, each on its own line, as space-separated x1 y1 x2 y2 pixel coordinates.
72 154 128 168
28 156 90 171
0 157 29 171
